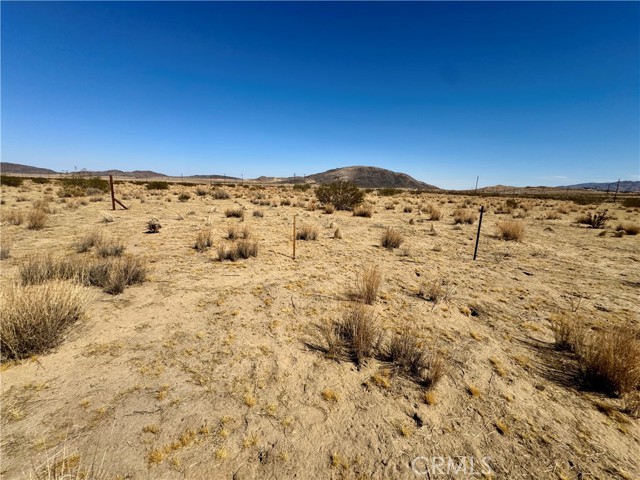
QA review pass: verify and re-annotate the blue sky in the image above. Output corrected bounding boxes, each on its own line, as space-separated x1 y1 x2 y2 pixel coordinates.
2 2 638 189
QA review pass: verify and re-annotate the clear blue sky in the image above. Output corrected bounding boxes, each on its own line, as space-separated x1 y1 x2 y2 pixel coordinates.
2 2 638 189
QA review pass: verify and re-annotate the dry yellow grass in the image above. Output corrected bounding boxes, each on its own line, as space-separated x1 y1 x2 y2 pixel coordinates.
0 281 90 360
496 220 524 241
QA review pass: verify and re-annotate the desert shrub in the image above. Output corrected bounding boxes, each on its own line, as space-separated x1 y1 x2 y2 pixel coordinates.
496 220 524 241
27 208 47 230
576 210 609 229
30 176 50 184
338 303 380 366
315 181 364 211
211 188 231 199
403 206 413 213
0 175 24 187
381 227 403 249
616 222 640 235
296 224 318 241
0 281 89 360
545 211 561 220
378 188 400 196
579 327 640 396
195 229 213 252
353 203 373 217
195 187 208 196
4 209 23 225
178 193 191 202
293 183 310 191
505 198 519 209
225 207 244 219
75 231 104 253
147 218 162 233
59 176 109 192
146 181 169 190
235 239 258 259
280 198 291 206
85 187 103 197
453 208 477 224
354 265 382 305
622 197 640 208
96 237 126 257
252 210 264 218
424 204 442 221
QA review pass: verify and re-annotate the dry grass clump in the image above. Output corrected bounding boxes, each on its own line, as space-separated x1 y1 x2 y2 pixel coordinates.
453 208 477 224
227 224 251 240
616 222 639 235
194 229 213 252
211 188 231 200
0 281 90 360
417 278 452 306
147 218 161 233
496 220 524 241
102 255 147 295
252 210 264 218
352 203 373 217
217 240 258 261
380 227 403 249
323 204 335 214
4 209 23 225
386 332 447 389
338 303 380 366
579 327 640 396
235 239 258 259
27 207 48 230
550 312 585 352
354 265 382 305
424 204 442 221
403 206 413 213
225 207 244 219
75 232 104 253
96 237 126 257
19 253 146 295
0 238 11 260
296 224 318 241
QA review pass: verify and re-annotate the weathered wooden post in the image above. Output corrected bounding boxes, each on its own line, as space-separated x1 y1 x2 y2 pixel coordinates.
613 179 621 203
109 175 116 210
292 215 297 259
473 205 484 261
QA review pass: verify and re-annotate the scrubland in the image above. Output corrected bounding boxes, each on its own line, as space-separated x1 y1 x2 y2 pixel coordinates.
1 178 639 479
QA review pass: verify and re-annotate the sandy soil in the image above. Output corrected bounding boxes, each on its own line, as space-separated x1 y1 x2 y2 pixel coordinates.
1 180 639 479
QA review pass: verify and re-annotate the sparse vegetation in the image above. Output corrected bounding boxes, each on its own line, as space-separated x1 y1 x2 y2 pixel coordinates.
146 181 169 190
380 227 403 249
315 181 364 211
0 281 90 360
453 208 477 224
296 224 318 241
225 207 244 219
496 220 524 241
0 175 24 187
354 265 382 305
338 303 380 366
352 203 373 217
27 207 48 230
616 222 639 235
577 210 609 229
194 229 213 252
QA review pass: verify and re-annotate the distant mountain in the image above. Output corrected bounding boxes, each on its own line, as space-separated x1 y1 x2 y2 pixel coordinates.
304 166 438 189
559 181 640 193
1 162 57 175
82 169 167 179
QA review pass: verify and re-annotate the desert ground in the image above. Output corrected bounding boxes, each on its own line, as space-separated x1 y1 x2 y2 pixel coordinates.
1 178 639 479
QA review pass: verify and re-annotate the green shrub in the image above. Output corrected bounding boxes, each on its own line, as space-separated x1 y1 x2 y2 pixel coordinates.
0 175 24 187
316 181 364 211
146 181 170 190
378 188 400 197
59 176 109 192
